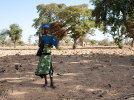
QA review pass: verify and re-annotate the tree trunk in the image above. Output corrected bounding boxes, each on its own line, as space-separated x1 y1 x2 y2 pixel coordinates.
80 38 84 47
73 39 77 49
13 41 16 48
131 38 134 47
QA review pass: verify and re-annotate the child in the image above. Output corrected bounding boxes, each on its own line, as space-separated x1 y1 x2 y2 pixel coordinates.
35 24 58 88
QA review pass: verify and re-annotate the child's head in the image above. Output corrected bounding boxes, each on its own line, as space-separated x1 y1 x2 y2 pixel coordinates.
41 24 50 35
42 28 49 34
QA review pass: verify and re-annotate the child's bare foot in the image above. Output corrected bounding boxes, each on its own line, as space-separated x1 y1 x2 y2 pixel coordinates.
50 85 56 89
43 84 48 87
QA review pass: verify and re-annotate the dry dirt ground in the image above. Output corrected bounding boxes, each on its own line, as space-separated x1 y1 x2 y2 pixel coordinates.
0 46 134 100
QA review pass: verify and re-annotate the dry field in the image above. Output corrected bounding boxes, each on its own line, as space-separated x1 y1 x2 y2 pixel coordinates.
0 46 134 100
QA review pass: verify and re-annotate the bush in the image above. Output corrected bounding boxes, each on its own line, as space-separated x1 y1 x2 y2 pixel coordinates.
90 40 97 45
98 39 112 46
18 41 25 46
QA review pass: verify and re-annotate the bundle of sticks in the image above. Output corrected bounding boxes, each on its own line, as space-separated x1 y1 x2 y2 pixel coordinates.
50 21 69 40
37 22 69 56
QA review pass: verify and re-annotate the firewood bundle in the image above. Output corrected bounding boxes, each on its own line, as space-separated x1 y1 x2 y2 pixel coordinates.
50 21 69 40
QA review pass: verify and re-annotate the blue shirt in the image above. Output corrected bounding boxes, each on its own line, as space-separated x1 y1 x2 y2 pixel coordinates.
41 35 58 47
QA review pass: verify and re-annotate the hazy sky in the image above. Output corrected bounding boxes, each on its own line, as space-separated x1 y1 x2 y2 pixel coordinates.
0 0 111 43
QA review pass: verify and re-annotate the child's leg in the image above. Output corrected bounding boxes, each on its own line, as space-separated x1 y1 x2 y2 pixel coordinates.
49 58 55 88
49 74 55 88
43 75 48 87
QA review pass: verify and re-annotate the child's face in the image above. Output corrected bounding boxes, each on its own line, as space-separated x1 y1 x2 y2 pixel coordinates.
42 29 49 34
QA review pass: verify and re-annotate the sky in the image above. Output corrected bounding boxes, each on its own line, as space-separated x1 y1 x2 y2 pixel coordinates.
0 0 112 43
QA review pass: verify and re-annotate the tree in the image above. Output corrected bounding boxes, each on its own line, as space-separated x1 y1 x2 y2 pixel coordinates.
91 0 134 48
1 24 22 48
32 3 66 29
33 3 95 49
58 4 94 49
0 29 9 45
33 3 67 47
9 24 22 48
125 18 134 47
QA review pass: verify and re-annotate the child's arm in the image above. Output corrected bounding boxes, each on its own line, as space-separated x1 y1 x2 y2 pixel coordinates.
36 37 44 56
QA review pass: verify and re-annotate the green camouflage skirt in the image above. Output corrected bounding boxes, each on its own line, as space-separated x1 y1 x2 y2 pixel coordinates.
35 54 53 78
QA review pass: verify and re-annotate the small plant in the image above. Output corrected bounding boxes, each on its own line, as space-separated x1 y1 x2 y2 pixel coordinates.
90 40 97 45
98 39 110 46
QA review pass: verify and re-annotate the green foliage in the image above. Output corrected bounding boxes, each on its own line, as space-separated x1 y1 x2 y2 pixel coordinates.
18 41 25 46
58 4 95 49
33 3 95 49
0 24 22 48
33 3 68 48
91 0 134 48
0 29 9 45
9 24 22 42
9 24 22 48
32 3 66 29
114 37 123 49
90 39 97 45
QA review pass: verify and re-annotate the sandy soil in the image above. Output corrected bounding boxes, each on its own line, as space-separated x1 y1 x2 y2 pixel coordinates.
0 46 134 100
